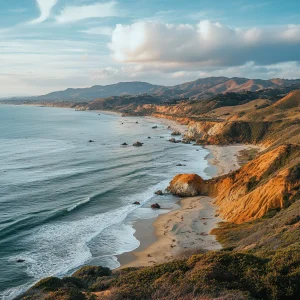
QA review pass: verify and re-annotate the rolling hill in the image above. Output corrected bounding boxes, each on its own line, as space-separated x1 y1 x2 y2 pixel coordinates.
4 77 300 104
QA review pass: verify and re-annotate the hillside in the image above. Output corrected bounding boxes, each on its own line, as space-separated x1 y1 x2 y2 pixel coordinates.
211 145 300 223
3 77 300 105
87 94 163 115
153 77 300 100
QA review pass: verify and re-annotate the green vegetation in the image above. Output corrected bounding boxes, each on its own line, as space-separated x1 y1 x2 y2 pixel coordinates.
19 198 300 300
18 241 300 299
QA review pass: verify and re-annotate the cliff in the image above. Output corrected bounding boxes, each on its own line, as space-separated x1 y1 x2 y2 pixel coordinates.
211 144 300 223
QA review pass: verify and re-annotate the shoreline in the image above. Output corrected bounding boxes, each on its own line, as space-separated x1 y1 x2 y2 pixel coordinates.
3 104 258 270
117 143 256 269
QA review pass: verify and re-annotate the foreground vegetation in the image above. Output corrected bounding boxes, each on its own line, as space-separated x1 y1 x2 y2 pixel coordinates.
18 195 300 299
18 241 300 299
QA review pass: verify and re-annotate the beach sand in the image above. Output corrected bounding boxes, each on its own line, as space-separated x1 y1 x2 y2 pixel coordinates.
117 143 257 268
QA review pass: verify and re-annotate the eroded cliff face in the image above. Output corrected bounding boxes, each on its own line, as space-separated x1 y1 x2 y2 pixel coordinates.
211 144 300 223
139 93 300 224
144 91 300 148
167 145 300 224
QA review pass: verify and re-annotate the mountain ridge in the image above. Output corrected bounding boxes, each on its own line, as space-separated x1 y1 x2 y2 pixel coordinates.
4 77 300 103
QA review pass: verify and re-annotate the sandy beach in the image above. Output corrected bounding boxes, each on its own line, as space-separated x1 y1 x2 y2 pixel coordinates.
118 143 257 268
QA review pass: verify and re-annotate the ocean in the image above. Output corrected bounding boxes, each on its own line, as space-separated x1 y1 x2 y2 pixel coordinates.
0 105 212 299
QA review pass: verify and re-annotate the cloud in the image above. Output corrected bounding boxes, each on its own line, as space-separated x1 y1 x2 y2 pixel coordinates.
109 20 300 68
81 26 113 36
55 1 118 24
29 0 58 24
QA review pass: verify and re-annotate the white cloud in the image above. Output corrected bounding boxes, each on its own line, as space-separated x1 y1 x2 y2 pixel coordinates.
109 20 300 68
29 0 58 24
81 26 113 36
55 1 118 24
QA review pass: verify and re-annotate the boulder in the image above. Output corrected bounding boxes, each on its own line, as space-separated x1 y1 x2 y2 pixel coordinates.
151 203 161 209
167 174 206 197
88 140 95 143
169 138 181 143
171 131 181 136
155 190 164 196
121 142 128 146
182 140 191 144
133 141 143 147
152 125 158 129
133 201 140 205
17 259 25 263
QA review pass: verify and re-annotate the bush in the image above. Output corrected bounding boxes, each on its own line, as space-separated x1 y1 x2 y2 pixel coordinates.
72 266 112 288
31 277 64 292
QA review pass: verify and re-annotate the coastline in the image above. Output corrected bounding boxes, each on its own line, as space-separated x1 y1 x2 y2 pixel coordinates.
117 143 256 269
2 104 258 271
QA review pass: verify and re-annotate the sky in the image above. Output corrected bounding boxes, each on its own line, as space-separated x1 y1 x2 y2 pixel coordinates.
0 0 300 96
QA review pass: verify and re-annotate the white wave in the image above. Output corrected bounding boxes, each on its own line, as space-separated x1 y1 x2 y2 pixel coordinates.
2 181 170 299
67 197 91 212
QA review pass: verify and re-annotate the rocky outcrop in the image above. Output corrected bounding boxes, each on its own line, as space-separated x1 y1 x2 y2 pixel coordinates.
167 174 207 197
171 131 181 136
133 141 143 147
151 203 161 209
169 138 181 143
211 144 300 223
155 190 164 196
166 145 299 223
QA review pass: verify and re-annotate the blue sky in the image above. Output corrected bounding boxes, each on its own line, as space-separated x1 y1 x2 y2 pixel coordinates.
1 0 300 96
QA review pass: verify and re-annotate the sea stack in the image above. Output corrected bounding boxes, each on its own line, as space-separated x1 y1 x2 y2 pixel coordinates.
167 174 206 197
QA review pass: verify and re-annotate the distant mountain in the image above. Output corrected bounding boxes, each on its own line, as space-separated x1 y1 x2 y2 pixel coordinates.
3 77 300 103
30 82 163 102
153 77 300 100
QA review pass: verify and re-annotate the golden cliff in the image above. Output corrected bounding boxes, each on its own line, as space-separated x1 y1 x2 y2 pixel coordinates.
211 144 300 223
167 144 299 224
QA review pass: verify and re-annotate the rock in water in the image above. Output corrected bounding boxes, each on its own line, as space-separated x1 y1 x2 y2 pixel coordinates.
155 190 164 196
121 142 128 146
133 201 140 205
169 138 181 143
182 139 191 144
171 131 181 136
167 174 205 197
151 203 161 209
133 141 143 147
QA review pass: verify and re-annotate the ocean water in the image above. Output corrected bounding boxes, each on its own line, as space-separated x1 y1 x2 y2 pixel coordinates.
0 105 212 299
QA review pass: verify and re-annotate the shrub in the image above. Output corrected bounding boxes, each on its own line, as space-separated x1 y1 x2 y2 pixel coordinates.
31 277 64 292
